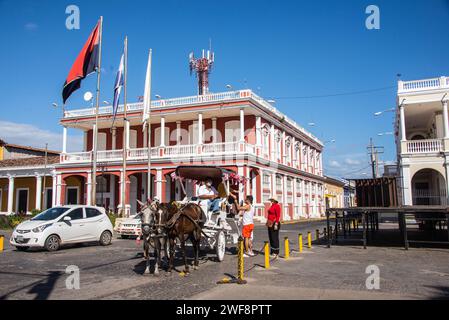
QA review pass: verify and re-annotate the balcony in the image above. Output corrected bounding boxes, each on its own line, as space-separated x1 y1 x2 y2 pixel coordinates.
60 142 258 164
62 89 321 145
403 139 443 154
398 76 449 94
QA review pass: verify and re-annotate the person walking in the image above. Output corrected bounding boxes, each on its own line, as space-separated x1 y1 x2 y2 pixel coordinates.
267 196 281 257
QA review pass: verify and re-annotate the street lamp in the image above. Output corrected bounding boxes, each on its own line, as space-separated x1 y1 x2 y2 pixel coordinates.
374 108 395 116
377 132 393 136
52 102 65 117
155 94 162 100
225 84 232 91
308 122 316 127
324 139 336 144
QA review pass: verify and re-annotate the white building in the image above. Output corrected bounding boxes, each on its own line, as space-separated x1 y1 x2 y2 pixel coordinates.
396 76 449 206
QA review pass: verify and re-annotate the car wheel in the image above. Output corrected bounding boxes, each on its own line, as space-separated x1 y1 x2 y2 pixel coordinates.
45 235 60 252
16 246 29 251
100 231 112 246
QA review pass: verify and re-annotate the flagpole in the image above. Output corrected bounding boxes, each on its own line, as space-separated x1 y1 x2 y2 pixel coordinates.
146 49 152 202
121 36 128 217
91 16 103 206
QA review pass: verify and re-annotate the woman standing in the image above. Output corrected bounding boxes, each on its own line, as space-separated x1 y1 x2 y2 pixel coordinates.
267 196 281 257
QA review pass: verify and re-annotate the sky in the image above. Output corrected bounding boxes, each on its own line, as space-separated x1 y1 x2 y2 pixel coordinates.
1 0 449 178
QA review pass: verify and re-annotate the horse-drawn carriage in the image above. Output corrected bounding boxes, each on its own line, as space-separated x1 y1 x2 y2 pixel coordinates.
172 166 241 262
138 166 243 274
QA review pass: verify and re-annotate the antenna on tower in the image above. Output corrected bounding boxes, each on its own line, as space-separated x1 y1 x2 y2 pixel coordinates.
189 46 215 95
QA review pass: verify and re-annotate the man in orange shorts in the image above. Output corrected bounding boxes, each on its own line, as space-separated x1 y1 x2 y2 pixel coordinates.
231 194 255 257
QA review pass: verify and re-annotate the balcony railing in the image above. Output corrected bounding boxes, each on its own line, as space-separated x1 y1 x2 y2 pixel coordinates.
62 89 321 145
61 142 257 164
398 76 449 94
405 139 443 154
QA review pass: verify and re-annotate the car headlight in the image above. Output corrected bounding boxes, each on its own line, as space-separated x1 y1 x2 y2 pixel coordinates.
32 223 52 233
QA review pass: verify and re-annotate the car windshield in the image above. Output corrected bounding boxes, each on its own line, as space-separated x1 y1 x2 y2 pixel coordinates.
31 207 70 221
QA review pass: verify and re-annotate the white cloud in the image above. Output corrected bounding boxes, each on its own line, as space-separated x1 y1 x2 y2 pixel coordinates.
328 160 341 168
344 158 361 165
0 120 82 152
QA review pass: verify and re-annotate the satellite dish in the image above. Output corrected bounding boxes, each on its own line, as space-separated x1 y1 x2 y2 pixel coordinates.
84 91 93 101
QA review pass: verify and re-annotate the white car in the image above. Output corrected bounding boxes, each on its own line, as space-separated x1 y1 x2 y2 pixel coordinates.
10 205 113 252
114 214 141 239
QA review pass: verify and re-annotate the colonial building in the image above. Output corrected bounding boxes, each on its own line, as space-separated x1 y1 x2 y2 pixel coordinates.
57 89 326 221
0 139 59 160
324 176 345 209
0 156 59 214
396 76 449 206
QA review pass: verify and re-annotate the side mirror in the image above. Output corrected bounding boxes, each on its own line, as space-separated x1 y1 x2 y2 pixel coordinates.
63 216 72 222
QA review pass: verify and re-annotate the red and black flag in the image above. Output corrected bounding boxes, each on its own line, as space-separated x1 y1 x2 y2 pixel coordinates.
62 20 101 104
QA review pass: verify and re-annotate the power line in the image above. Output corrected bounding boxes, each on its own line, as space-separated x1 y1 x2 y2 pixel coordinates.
268 85 395 100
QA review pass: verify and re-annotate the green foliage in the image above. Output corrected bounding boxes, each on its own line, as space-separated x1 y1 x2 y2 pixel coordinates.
30 209 42 216
107 211 116 227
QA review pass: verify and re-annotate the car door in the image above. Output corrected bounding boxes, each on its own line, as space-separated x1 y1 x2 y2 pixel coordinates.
56 208 88 243
84 207 106 240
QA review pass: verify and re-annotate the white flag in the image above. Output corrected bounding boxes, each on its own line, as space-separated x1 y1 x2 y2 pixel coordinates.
142 49 152 129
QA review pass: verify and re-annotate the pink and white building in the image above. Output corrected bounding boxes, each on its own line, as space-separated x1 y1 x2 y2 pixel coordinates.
55 89 326 221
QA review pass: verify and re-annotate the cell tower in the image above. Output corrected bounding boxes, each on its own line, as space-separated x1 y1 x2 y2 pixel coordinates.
189 49 214 95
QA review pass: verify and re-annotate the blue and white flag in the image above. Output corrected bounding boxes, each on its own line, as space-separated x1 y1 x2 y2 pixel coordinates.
112 53 124 127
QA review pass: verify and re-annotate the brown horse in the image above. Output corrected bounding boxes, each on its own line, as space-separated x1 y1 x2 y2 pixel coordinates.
164 202 207 274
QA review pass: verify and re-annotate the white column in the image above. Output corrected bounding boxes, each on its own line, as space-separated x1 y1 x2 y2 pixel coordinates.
7 176 14 214
87 172 92 206
400 104 406 142
212 118 217 143
282 131 286 164
238 166 245 200
56 174 62 206
156 169 163 200
198 113 203 144
52 173 57 207
91 124 97 151
270 125 275 161
443 100 449 139
110 175 116 211
401 165 413 205
271 172 276 198
176 121 181 145
282 175 288 220
126 121 130 149
160 116 166 147
255 116 262 147
292 177 297 219
112 127 117 149
35 175 42 210
239 109 245 142
62 126 68 154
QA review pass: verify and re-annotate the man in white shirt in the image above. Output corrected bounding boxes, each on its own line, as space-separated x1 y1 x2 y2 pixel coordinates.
197 178 220 213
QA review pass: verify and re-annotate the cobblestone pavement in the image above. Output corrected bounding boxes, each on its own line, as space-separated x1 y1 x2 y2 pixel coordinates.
1 220 448 300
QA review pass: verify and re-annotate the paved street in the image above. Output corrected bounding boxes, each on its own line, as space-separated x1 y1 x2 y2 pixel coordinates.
1 220 449 300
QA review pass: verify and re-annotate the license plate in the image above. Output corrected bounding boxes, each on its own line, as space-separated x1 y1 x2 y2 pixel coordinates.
16 236 24 242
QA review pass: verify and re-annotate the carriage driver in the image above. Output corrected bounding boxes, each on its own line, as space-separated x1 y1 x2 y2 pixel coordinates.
197 178 222 214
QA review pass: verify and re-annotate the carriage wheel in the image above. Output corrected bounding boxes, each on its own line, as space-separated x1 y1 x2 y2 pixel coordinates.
215 230 226 262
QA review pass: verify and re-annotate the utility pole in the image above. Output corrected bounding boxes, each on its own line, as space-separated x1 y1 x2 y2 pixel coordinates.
367 138 384 179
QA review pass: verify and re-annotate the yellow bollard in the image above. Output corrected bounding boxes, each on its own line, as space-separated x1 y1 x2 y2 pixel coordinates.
237 236 247 284
307 231 312 248
298 233 303 253
0 235 4 252
284 237 290 259
264 241 270 269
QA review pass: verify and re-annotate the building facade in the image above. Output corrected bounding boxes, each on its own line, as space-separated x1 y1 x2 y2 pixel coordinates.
57 89 326 220
0 156 59 214
396 76 449 206
324 176 345 209
0 139 59 160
